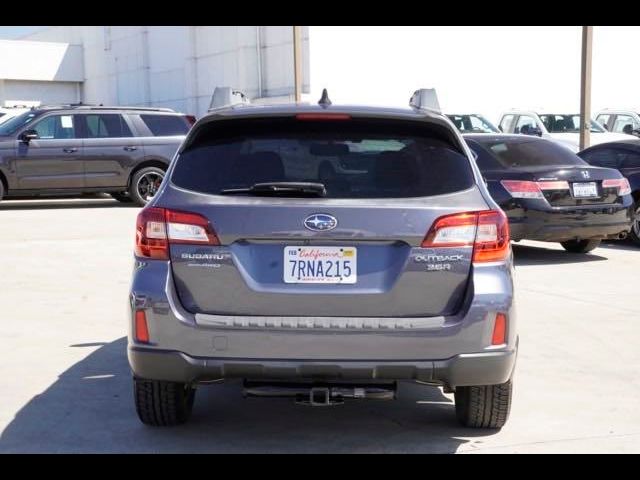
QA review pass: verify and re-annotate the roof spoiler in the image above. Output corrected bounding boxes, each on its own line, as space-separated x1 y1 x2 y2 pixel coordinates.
409 88 441 113
209 87 250 111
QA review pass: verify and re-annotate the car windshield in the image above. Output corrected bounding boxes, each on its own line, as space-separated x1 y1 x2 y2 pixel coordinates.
0 111 40 135
172 118 475 199
539 114 605 133
471 138 587 168
447 114 500 134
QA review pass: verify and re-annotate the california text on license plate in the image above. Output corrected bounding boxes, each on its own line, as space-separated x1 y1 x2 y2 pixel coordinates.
284 246 357 284
572 182 598 198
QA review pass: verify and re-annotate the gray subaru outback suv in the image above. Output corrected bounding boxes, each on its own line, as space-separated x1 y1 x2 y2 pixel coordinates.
0 105 194 206
128 94 517 428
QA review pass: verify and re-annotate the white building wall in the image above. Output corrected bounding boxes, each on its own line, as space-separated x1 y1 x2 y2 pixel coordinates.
21 26 310 117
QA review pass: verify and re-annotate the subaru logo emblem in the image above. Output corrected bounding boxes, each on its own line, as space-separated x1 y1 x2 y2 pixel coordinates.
304 214 337 232
582 170 591 179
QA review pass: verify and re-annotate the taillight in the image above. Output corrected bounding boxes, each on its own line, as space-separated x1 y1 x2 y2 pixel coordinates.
135 207 220 260
474 210 510 263
135 207 168 259
295 113 352 121
422 210 510 263
185 115 197 126
602 178 631 196
501 180 570 199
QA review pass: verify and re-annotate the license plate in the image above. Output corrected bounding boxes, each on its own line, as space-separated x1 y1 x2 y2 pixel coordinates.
284 246 357 284
572 182 598 198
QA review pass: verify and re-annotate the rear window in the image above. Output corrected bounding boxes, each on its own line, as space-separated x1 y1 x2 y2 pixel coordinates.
140 114 190 136
171 118 474 199
470 138 587 168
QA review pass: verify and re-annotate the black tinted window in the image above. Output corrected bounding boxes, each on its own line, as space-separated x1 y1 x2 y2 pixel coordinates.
140 115 189 136
172 118 474 199
80 114 132 138
619 150 640 169
465 139 502 171
579 148 620 169
472 138 586 168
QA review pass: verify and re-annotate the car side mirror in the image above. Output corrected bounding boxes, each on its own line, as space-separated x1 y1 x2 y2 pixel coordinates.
623 124 634 135
20 129 39 143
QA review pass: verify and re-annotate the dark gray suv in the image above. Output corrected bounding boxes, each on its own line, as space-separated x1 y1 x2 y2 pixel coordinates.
129 94 518 429
0 105 194 206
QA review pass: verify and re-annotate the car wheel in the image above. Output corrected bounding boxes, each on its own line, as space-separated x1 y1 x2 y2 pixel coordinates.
130 167 166 207
454 379 513 429
133 377 196 426
629 202 640 247
110 192 134 204
0 179 4 201
560 239 601 253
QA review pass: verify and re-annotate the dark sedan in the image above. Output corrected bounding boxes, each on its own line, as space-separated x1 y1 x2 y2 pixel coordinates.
465 134 633 253
579 138 640 245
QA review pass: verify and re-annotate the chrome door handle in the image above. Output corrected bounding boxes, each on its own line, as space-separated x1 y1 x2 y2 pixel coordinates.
63 147 78 153
124 146 138 152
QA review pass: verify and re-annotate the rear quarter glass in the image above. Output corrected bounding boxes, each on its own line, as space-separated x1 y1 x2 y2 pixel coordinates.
140 114 191 136
170 117 475 199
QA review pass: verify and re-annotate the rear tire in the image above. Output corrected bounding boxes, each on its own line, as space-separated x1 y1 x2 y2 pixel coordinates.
629 202 640 247
130 167 166 207
0 180 4 201
133 378 196 426
560 239 601 253
110 192 134 204
454 379 513 429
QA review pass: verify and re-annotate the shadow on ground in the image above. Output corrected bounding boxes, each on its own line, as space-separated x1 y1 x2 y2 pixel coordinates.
513 243 608 266
598 240 639 252
0 338 495 453
0 197 138 211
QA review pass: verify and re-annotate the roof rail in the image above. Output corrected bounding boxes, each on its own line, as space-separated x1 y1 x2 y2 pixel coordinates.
37 104 176 113
209 87 250 111
73 106 176 112
409 88 441 113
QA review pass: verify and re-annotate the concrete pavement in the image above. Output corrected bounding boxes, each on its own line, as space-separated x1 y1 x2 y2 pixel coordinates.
0 198 639 453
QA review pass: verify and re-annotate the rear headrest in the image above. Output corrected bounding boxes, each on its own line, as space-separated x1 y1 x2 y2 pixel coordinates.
230 151 285 184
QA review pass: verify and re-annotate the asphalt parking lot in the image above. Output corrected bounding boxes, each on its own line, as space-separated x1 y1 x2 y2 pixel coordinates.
0 197 639 453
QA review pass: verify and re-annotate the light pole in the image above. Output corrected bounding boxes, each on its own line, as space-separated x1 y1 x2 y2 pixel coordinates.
579 26 593 151
293 26 303 103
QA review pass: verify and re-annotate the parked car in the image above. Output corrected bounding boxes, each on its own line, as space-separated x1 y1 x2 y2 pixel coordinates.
578 138 640 245
464 134 633 253
447 114 500 134
498 110 632 152
0 106 32 125
128 91 518 429
595 110 640 137
0 104 195 206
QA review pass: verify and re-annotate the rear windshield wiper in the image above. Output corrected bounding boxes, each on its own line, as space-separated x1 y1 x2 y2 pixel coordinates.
220 182 327 198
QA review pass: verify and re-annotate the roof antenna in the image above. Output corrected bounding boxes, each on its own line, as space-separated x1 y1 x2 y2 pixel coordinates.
318 88 332 107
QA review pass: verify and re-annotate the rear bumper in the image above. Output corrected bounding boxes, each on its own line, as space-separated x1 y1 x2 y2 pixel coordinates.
128 347 517 389
128 260 517 388
505 201 633 242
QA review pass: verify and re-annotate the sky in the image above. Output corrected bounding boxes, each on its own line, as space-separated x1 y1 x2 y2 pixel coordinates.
0 26 44 39
309 26 640 124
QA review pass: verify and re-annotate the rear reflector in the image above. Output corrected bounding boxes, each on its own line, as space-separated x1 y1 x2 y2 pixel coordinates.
603 178 631 196
492 313 507 345
422 210 510 263
135 310 150 343
135 207 220 260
